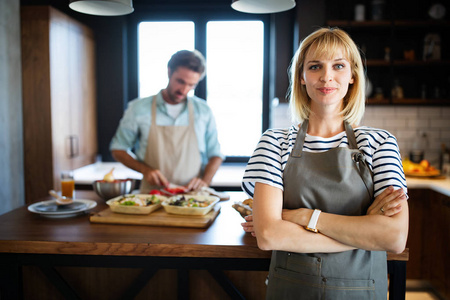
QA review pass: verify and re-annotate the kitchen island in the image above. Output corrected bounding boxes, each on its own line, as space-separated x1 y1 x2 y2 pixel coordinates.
0 191 408 300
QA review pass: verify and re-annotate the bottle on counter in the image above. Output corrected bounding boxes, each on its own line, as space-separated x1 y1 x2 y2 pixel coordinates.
440 144 450 176
410 132 428 163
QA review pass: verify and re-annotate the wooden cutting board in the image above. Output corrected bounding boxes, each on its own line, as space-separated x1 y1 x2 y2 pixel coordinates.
89 205 220 228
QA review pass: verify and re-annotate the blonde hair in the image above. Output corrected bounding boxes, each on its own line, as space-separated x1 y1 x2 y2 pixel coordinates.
288 27 366 125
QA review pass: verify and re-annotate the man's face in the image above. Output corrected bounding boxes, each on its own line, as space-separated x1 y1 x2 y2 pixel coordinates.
164 67 201 104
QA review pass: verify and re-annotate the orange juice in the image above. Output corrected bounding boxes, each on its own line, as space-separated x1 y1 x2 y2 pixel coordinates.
61 179 75 198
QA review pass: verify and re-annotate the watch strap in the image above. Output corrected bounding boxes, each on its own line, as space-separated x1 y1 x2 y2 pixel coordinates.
306 209 321 233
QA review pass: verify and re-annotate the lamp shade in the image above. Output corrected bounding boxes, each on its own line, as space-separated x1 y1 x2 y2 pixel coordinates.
69 0 134 16
231 0 296 14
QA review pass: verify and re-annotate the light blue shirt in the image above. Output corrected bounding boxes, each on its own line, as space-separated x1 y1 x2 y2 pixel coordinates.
110 91 225 170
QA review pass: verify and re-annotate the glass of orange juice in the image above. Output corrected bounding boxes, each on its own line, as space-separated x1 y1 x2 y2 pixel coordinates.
61 170 75 198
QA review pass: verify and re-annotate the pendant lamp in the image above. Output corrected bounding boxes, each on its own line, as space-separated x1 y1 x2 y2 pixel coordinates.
69 0 134 16
231 0 296 14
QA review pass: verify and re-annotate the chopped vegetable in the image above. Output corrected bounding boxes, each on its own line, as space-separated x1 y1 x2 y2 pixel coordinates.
121 200 136 206
149 189 163 195
145 195 161 205
112 194 161 207
164 187 187 195
168 195 212 207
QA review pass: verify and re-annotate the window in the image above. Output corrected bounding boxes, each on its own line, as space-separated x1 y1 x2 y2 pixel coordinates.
206 21 264 157
138 22 195 98
136 14 269 161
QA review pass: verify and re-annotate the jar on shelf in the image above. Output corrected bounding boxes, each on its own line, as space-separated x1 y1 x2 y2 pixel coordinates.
384 47 391 61
391 79 404 99
371 0 385 20
374 87 384 100
421 84 427 99
355 4 365 21
423 33 441 60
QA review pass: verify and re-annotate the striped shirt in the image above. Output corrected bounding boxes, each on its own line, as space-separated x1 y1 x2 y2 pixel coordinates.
242 125 408 199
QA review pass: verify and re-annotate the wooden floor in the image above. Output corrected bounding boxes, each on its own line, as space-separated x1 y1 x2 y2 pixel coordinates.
391 280 447 300
405 291 440 300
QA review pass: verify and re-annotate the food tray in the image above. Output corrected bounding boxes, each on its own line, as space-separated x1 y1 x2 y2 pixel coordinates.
106 194 167 215
162 194 219 216
232 199 253 218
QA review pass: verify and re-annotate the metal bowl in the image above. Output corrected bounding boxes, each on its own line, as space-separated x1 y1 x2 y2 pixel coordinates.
92 179 136 200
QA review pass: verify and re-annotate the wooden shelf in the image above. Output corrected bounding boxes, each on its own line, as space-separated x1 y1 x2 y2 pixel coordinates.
394 20 450 27
367 98 450 105
326 20 391 27
392 60 450 66
327 20 450 28
366 60 390 66
391 98 450 105
367 98 390 105
365 60 450 67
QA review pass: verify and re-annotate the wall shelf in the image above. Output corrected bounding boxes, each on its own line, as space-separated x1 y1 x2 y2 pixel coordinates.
326 0 450 106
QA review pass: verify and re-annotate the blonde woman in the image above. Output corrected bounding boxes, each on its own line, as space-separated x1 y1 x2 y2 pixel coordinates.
242 28 408 299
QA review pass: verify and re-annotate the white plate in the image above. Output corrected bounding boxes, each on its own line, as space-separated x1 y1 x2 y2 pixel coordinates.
106 194 166 215
162 194 219 216
28 199 97 218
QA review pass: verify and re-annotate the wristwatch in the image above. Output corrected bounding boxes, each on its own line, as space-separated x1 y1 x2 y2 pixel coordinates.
305 209 321 233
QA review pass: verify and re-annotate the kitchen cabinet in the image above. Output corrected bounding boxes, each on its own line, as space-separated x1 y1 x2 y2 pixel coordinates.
325 0 450 105
21 6 97 204
406 189 450 299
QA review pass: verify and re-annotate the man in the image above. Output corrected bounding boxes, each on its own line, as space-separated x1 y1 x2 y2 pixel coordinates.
110 50 224 193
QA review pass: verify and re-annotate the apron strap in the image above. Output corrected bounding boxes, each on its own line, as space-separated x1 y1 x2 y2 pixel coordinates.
345 122 358 150
151 95 157 125
291 120 308 158
187 98 195 127
346 123 374 200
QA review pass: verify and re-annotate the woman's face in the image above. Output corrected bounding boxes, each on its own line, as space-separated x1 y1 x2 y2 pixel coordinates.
301 47 354 110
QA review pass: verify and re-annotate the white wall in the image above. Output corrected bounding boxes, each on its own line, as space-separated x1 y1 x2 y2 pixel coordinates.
0 0 25 215
271 103 450 167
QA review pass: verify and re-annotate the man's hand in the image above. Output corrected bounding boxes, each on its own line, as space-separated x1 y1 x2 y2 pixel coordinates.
142 168 169 188
186 177 208 191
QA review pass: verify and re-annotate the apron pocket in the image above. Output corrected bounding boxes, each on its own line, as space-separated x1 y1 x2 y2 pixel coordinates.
267 267 376 300
323 276 376 300
266 267 323 300
286 253 322 276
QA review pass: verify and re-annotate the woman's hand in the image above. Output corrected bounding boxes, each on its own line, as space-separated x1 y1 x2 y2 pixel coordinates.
367 186 407 217
241 215 256 237
282 208 311 227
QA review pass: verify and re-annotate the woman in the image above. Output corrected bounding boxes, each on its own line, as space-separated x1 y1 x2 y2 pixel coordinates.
241 28 408 299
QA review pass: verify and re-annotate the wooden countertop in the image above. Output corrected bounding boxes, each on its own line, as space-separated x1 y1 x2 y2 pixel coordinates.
0 191 268 259
0 190 408 262
405 176 450 197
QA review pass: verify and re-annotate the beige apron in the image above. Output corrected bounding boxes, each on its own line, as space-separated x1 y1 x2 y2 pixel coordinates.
139 96 202 193
266 120 387 300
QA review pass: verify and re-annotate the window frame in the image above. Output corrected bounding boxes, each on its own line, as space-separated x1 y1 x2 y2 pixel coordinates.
127 6 271 163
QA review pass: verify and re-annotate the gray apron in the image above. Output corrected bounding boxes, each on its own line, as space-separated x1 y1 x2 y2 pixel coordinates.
266 120 387 300
140 96 202 193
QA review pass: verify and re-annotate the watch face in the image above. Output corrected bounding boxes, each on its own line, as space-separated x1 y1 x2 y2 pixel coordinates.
429 3 446 19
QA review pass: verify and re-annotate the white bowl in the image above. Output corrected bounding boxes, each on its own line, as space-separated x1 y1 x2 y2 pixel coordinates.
106 194 166 215
162 194 219 216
